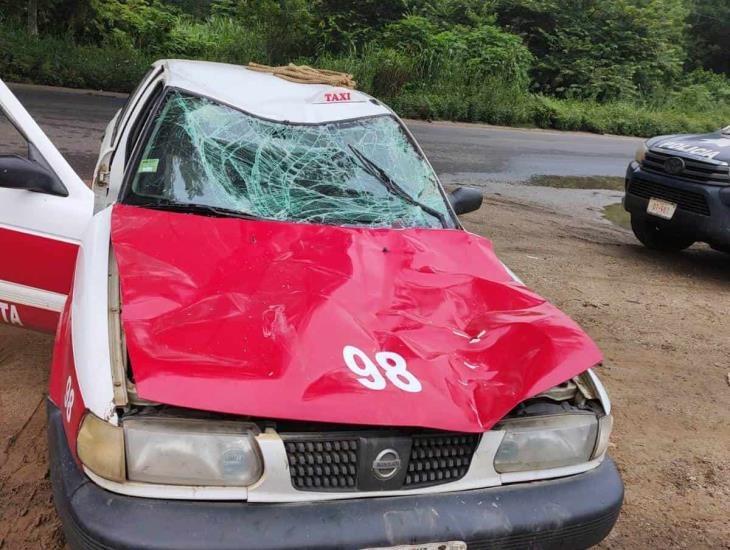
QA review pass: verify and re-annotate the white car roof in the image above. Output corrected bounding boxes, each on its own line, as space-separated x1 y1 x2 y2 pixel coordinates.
155 59 391 124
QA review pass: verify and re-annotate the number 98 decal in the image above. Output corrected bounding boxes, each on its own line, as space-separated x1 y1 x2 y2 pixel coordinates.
63 376 75 423
343 345 422 393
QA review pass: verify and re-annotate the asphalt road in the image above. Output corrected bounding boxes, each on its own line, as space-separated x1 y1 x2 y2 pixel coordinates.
8 83 641 183
407 120 641 184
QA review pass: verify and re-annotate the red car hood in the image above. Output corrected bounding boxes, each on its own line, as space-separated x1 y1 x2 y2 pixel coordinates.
111 204 602 432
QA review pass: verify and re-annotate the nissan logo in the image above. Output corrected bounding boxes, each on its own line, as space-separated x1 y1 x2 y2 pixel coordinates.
372 449 401 480
664 156 685 175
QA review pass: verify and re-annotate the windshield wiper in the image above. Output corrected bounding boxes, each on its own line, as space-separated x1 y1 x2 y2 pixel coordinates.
347 145 448 228
143 201 261 221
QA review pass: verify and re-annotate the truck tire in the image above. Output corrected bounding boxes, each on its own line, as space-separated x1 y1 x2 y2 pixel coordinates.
630 214 695 251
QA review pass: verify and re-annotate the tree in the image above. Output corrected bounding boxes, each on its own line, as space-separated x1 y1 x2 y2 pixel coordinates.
687 0 730 74
496 0 688 100
27 0 38 35
226 0 315 62
311 0 409 52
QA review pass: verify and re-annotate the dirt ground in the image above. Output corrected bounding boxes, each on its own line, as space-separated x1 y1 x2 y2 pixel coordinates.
0 195 728 549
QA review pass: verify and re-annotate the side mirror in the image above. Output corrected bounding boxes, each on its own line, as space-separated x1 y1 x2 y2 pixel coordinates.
0 155 67 197
448 186 483 215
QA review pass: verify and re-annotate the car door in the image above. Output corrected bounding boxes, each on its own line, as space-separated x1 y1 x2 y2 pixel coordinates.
0 79 93 333
92 65 163 212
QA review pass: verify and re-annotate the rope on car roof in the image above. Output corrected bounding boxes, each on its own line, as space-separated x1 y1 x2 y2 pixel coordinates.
247 62 356 88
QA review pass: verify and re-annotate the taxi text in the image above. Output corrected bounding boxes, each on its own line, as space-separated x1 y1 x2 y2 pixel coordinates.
0 302 23 326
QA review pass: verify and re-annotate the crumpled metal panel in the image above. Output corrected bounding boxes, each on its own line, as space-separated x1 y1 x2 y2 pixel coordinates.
111 204 602 432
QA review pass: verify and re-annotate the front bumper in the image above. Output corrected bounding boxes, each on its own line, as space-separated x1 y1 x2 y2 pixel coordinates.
624 162 730 251
49 401 623 550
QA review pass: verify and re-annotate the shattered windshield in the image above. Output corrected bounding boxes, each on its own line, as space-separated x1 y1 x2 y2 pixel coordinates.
127 91 454 228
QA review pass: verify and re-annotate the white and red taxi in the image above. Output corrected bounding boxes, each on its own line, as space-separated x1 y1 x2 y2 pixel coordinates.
0 60 622 550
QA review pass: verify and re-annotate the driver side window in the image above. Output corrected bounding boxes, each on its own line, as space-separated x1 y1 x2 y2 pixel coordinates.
0 105 67 196
0 109 30 158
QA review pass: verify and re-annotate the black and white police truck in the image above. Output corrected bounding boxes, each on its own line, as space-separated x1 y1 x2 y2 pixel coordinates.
625 127 730 252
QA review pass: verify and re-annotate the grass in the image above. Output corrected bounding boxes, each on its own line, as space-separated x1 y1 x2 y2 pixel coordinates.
527 175 626 191
603 202 631 229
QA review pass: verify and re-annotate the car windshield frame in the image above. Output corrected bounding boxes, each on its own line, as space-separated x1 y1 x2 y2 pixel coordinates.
120 88 458 229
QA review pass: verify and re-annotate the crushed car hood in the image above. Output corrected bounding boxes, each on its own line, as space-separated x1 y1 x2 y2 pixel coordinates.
111 204 602 432
650 131 730 162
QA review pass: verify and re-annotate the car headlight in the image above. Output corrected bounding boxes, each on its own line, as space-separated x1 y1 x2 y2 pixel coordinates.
77 412 126 482
493 412 612 473
635 142 648 163
77 413 263 486
124 417 263 486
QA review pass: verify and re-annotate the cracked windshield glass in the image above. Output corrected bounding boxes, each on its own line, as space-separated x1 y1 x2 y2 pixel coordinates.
129 91 454 228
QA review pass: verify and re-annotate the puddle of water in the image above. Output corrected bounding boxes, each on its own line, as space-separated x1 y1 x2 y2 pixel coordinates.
441 172 628 227
527 175 625 192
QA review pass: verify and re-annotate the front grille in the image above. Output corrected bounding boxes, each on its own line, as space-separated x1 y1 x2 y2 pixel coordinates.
285 438 359 491
283 432 480 492
643 149 729 185
628 177 710 216
404 434 480 488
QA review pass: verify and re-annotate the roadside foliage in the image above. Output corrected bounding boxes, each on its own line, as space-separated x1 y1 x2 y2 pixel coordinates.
0 0 728 136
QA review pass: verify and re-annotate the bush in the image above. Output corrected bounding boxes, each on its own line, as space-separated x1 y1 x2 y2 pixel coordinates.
383 16 533 88
0 25 151 91
496 0 688 101
529 96 728 137
168 17 267 64
314 45 417 98
1 0 729 138
79 0 179 55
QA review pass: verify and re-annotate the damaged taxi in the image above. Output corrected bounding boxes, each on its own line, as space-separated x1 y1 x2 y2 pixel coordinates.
0 60 622 549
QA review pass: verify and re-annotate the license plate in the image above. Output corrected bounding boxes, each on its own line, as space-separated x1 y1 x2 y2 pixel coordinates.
363 543 466 550
647 197 677 220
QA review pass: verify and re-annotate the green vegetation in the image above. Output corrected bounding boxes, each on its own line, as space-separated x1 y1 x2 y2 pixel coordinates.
1 0 728 137
603 203 631 229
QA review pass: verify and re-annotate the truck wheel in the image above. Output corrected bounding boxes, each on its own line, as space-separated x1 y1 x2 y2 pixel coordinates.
630 215 695 251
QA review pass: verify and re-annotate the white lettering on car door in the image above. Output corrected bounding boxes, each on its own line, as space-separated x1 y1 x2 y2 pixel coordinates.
0 301 23 326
